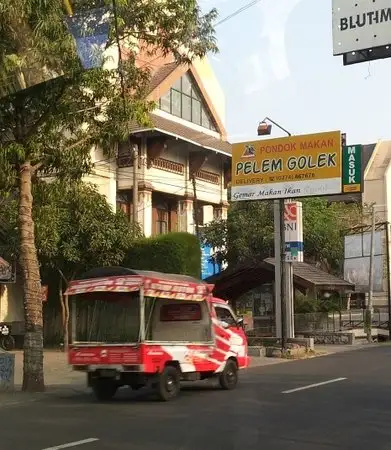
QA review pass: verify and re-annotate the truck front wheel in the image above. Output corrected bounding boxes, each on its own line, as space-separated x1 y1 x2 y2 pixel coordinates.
92 379 117 402
156 366 181 401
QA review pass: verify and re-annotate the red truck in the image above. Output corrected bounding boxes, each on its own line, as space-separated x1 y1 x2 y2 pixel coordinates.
67 267 249 401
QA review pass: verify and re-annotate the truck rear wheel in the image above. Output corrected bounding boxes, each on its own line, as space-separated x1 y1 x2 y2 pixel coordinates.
219 359 238 390
92 379 117 401
157 366 181 401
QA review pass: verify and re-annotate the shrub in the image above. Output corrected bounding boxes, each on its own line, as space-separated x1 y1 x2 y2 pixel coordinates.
124 232 201 278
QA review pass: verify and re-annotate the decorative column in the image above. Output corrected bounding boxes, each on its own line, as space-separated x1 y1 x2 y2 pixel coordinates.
213 201 229 220
138 182 153 237
178 196 194 234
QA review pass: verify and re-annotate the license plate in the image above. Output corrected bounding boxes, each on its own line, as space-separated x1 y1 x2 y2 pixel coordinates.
99 369 116 378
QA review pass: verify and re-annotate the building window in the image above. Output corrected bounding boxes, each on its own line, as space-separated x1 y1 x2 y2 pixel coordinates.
158 71 217 132
156 207 169 235
116 192 131 221
182 94 192 122
160 90 171 113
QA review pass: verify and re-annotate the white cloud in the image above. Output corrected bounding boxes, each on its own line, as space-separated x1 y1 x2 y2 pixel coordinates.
257 0 303 81
238 53 268 95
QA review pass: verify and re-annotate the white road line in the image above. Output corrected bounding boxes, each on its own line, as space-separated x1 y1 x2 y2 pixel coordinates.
42 438 99 450
281 377 347 394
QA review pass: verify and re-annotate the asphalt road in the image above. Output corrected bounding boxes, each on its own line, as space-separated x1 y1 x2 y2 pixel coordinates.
2 345 391 450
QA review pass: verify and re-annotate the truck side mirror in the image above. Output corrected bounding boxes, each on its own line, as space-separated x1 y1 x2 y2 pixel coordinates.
236 317 244 329
220 320 230 329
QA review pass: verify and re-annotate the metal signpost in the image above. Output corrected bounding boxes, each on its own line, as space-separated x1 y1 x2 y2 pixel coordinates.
231 130 343 349
231 131 343 201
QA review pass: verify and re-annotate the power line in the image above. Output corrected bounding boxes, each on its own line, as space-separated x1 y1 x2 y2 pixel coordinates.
215 0 262 27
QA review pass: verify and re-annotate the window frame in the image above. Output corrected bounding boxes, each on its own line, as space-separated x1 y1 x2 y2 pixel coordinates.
158 73 218 132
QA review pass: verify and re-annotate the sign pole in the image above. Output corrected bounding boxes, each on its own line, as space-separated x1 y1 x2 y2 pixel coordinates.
273 200 282 339
279 199 287 350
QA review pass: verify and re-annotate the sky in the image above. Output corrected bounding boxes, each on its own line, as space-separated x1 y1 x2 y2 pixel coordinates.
199 0 391 145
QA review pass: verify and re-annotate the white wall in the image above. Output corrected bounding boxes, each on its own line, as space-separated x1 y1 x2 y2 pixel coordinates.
0 283 24 323
85 147 117 210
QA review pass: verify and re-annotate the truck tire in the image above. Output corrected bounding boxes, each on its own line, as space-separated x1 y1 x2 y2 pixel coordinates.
157 366 181 401
1 335 15 351
92 379 117 402
219 359 238 390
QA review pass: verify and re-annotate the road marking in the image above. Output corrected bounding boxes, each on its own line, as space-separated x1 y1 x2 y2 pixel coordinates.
42 438 99 450
281 377 347 394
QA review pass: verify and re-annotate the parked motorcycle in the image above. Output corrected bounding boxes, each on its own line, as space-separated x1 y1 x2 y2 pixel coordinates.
0 324 15 351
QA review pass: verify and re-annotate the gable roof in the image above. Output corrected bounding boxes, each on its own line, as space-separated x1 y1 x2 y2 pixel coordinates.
147 62 178 94
263 258 354 290
146 62 227 139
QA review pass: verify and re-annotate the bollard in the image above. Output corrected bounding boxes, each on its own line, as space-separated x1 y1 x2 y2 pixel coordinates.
0 349 15 391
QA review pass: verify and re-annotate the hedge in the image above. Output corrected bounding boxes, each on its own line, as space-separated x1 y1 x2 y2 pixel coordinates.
124 232 201 278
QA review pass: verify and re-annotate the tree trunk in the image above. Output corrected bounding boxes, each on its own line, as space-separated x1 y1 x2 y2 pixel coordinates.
19 163 45 392
64 294 70 352
59 275 66 351
59 270 72 352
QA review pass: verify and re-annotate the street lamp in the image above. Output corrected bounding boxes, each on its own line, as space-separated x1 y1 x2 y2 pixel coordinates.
258 117 291 137
257 117 293 352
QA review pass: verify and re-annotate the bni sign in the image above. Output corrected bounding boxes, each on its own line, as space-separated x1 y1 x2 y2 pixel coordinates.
231 131 342 201
284 202 303 262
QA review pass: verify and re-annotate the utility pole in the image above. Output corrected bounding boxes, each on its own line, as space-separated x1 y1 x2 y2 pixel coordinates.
192 175 200 236
258 117 291 351
132 142 139 224
386 222 391 341
367 205 376 343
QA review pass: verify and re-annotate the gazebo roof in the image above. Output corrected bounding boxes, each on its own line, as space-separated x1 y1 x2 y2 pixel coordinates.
206 258 354 300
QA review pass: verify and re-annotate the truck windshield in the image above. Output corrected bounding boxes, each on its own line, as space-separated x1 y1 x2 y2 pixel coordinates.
75 292 140 343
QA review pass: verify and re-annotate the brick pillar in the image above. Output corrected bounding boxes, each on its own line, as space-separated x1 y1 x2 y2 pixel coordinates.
138 182 153 237
178 197 194 234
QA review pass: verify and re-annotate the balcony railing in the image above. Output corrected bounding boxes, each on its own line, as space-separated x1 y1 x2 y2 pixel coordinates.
196 169 220 185
151 158 184 175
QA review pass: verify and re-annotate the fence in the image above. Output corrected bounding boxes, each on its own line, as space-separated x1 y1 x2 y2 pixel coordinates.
294 309 389 333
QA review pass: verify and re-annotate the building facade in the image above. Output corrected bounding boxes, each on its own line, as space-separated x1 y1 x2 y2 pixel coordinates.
341 141 391 308
87 50 232 237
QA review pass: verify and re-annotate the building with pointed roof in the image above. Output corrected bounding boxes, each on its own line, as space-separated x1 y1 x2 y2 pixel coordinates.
89 50 231 236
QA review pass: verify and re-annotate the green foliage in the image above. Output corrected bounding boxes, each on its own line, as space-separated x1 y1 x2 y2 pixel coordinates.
202 198 362 274
201 201 274 265
0 0 218 188
124 232 201 278
1 180 142 280
294 292 343 314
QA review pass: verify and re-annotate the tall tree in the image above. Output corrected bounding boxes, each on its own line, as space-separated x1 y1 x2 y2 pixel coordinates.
2 180 142 348
202 198 362 274
0 0 217 391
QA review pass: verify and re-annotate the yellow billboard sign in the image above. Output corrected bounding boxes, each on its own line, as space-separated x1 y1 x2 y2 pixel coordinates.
231 131 342 201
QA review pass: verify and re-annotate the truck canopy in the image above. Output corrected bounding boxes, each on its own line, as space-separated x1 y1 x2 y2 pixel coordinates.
65 267 214 302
